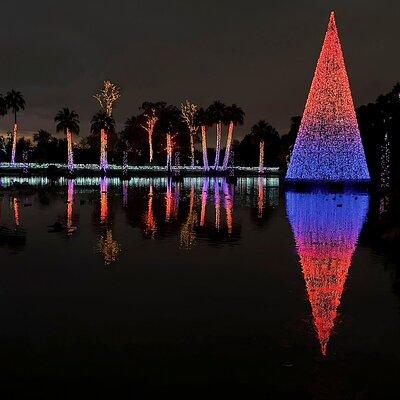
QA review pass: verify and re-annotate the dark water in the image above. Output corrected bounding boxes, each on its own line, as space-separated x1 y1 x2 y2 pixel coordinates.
0 176 399 398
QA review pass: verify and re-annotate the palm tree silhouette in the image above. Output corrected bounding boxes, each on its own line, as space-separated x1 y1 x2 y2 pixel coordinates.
55 108 80 173
222 104 244 170
251 120 279 172
91 111 115 172
207 101 227 170
5 90 25 164
194 107 212 171
0 94 7 117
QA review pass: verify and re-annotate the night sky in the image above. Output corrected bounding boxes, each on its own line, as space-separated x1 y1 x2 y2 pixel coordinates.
1 0 399 140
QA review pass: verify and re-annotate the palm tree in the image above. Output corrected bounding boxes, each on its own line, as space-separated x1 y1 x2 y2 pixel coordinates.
91 111 115 172
207 101 227 169
158 105 183 172
222 104 244 170
194 107 212 171
5 90 25 164
251 120 279 172
0 95 7 117
55 108 80 172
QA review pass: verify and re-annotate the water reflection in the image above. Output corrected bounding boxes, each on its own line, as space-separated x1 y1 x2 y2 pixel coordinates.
286 190 369 355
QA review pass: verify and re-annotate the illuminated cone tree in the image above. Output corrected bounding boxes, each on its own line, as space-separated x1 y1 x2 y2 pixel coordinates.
286 12 370 182
286 190 369 355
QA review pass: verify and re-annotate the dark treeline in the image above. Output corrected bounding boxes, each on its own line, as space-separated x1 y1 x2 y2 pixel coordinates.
0 85 399 185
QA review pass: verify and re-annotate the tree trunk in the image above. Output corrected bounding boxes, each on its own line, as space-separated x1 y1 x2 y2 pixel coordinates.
214 122 222 169
100 128 108 172
190 132 195 167
201 126 209 171
11 123 18 164
222 121 234 170
259 140 265 173
67 129 74 172
149 130 153 163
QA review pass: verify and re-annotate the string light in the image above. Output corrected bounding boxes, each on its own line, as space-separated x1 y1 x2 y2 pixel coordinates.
259 141 264 173
223 180 233 234
286 190 369 355
214 123 222 170
257 177 264 218
141 109 158 163
94 80 121 172
67 129 74 173
13 197 20 227
181 100 199 167
11 123 17 165
222 122 234 170
286 12 370 183
165 178 173 222
180 183 198 249
214 178 221 230
97 230 121 266
100 177 108 224
200 178 209 227
201 126 209 171
67 179 74 234
144 185 157 238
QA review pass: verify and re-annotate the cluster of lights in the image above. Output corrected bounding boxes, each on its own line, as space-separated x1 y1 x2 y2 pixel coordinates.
94 80 121 172
286 189 369 355
259 141 265 173
286 12 370 183
214 122 222 170
141 109 158 163
97 230 121 266
222 123 234 170
180 184 198 249
11 124 18 165
181 100 199 167
201 126 210 171
67 129 74 173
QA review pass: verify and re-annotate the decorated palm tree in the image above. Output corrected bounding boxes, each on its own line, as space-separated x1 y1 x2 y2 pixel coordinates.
5 90 25 164
251 120 279 172
194 107 212 172
90 111 115 172
207 101 227 169
222 104 244 170
55 108 80 172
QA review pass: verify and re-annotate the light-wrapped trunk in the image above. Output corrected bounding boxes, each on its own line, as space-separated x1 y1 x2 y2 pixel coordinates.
222 121 234 170
214 122 222 169
190 133 195 167
259 140 265 173
201 126 209 171
100 128 108 172
166 133 172 171
67 129 74 172
11 123 18 164
148 130 153 163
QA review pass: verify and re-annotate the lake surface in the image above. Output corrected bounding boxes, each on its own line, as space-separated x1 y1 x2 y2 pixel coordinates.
0 176 399 398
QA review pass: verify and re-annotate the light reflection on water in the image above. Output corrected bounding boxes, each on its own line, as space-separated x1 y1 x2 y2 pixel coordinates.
0 175 398 396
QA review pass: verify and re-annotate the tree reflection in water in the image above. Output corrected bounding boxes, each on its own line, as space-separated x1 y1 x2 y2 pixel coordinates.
286 189 369 355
